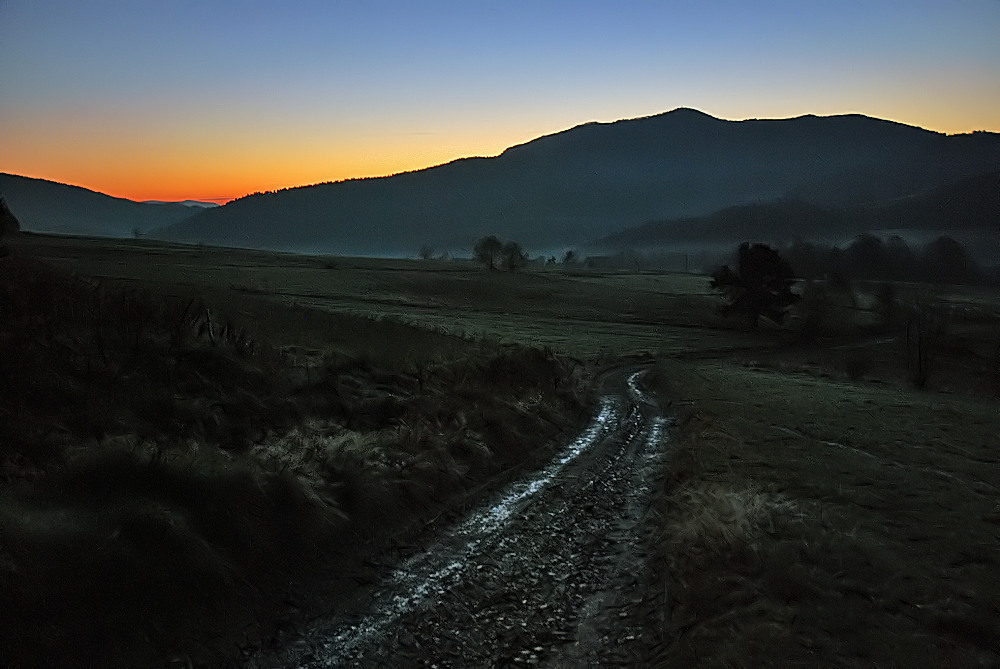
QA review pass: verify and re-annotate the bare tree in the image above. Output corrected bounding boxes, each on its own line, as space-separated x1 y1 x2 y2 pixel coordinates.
473 236 503 270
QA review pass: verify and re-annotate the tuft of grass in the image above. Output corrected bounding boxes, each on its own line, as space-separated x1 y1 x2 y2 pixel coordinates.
665 482 796 556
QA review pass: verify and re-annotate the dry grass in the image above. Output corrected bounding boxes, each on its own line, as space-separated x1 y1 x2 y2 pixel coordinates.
666 482 797 556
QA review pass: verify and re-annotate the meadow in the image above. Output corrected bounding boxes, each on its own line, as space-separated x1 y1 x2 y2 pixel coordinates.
3 232 999 667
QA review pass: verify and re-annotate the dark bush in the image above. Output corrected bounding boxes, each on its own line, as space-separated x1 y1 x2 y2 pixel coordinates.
711 243 800 328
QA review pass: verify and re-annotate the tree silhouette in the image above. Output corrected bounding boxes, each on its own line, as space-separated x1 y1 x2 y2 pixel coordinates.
501 241 527 271
711 242 799 328
921 236 980 284
0 196 18 257
473 236 503 270
0 196 20 235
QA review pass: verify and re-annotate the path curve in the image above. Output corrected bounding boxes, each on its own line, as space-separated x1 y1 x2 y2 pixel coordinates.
252 367 671 668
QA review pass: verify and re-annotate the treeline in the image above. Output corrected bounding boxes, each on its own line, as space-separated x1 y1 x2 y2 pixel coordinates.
782 234 985 284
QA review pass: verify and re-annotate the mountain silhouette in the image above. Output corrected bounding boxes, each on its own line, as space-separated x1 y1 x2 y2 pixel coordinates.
0 173 201 238
148 109 999 255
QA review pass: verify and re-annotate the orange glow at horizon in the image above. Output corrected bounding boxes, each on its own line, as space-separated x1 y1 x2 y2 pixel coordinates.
0 112 551 203
2 104 997 204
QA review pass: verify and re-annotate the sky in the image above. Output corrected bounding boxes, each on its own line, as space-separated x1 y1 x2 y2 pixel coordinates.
1 0 998 203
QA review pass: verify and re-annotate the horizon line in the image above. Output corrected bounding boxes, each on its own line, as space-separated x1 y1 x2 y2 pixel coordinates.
4 107 997 204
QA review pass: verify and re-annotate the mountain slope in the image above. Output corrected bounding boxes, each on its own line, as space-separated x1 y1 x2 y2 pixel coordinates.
0 173 201 238
148 109 999 254
596 171 1000 249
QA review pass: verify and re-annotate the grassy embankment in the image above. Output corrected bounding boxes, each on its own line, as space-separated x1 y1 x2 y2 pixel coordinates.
646 285 1000 667
0 238 603 668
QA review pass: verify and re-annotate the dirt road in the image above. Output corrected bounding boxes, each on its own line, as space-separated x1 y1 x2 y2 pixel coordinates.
252 368 671 668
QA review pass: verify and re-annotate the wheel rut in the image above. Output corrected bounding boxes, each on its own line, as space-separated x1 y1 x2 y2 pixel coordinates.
253 368 671 668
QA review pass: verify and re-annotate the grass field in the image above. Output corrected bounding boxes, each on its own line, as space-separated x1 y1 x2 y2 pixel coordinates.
4 232 1000 667
12 233 752 358
644 359 1000 667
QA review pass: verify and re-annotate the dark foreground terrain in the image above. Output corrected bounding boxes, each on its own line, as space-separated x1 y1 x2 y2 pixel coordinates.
2 233 999 667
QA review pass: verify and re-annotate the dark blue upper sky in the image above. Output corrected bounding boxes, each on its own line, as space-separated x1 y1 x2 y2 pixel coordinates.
1 0 997 201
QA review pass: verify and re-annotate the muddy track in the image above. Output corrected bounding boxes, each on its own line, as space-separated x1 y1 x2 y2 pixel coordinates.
252 367 671 668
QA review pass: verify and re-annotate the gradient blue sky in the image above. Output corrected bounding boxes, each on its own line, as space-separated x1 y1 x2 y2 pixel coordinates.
2 0 998 201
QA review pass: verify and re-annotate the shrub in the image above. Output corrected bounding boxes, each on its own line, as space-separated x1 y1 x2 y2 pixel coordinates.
711 243 799 329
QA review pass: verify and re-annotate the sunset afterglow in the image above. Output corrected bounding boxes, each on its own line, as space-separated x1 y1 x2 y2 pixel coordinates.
2 1 998 203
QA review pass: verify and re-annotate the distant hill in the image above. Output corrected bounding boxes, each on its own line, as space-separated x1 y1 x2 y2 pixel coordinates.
142 200 220 209
0 173 201 238
596 171 1000 248
150 109 1000 255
